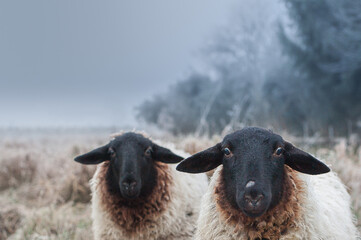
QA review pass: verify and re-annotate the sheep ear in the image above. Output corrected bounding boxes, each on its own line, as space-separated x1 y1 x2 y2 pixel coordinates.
284 142 330 175
74 144 110 165
176 143 223 173
153 144 184 163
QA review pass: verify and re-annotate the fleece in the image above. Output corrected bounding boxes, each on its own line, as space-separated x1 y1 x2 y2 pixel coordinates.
195 165 359 240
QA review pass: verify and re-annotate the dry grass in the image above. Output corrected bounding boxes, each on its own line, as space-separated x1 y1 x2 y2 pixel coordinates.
0 130 106 240
0 155 37 191
9 203 92 240
0 129 360 239
0 208 22 239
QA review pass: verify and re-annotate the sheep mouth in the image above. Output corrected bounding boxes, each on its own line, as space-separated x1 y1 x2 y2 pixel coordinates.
120 191 140 200
120 187 141 200
239 199 270 218
242 206 268 218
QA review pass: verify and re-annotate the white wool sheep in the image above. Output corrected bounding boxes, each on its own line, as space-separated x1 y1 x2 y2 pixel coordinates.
176 127 360 240
75 132 208 240
194 166 359 240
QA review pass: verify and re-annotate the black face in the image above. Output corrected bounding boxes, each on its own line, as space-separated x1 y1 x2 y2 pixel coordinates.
74 132 183 200
176 127 330 218
220 129 286 217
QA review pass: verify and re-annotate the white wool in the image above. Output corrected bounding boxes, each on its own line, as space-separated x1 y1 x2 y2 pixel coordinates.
195 166 360 240
90 147 208 240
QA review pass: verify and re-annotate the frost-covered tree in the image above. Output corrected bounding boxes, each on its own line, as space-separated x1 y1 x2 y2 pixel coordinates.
137 0 361 136
137 0 288 135
280 0 361 134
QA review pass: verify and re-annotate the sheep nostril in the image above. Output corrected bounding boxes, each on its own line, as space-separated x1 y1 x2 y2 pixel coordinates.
244 193 264 206
122 182 129 190
122 181 137 190
254 194 264 204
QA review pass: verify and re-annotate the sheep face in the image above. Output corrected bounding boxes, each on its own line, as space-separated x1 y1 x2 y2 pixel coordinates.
177 127 330 218
75 132 183 200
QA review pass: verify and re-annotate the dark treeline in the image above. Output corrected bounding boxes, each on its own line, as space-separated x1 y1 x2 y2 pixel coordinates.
137 0 361 136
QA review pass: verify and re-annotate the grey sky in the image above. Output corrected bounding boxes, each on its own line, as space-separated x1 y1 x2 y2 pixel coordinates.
0 0 237 127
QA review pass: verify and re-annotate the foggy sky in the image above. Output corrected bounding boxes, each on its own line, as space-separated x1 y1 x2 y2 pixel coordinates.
0 0 237 127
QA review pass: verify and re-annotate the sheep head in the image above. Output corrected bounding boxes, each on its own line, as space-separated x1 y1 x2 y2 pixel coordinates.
177 127 329 218
75 132 183 200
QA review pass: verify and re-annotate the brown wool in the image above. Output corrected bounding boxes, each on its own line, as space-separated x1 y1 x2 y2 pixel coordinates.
214 166 305 240
96 161 173 237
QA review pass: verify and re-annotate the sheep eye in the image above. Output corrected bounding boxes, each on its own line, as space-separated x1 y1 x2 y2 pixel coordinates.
275 147 283 156
109 148 116 158
223 148 232 157
145 147 152 157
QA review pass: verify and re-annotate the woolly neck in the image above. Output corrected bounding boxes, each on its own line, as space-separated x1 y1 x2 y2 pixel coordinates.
96 161 173 236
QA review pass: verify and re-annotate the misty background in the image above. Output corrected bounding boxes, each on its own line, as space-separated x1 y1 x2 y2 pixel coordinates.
1 0 360 137
0 0 237 127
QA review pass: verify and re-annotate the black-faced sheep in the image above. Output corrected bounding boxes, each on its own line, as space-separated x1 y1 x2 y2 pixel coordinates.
74 132 208 240
177 127 359 240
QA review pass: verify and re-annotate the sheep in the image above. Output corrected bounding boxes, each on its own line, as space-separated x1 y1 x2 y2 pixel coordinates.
176 127 360 240
74 132 208 240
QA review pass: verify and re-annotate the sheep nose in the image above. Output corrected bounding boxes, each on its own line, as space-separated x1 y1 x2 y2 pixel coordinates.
244 193 264 207
122 180 137 191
